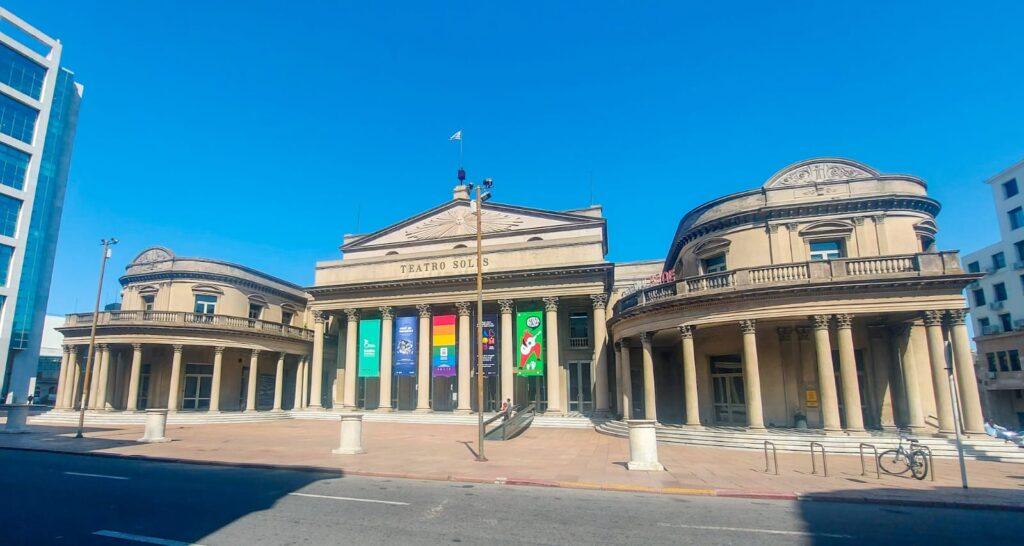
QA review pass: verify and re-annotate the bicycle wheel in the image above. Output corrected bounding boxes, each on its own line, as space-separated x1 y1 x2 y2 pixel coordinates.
909 450 929 480
878 449 909 475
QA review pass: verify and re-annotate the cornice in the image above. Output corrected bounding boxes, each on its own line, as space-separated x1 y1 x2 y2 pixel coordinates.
121 271 310 305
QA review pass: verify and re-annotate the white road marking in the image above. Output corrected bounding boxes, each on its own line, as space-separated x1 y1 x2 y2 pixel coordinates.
93 530 204 546
657 522 852 539
288 492 409 506
64 471 129 480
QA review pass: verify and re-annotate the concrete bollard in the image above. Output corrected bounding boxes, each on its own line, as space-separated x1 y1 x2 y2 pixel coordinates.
138 409 171 443
2 404 30 434
332 414 365 455
626 419 664 471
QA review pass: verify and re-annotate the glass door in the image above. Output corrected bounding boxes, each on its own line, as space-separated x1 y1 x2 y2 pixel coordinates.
182 364 213 410
567 361 593 413
711 356 746 425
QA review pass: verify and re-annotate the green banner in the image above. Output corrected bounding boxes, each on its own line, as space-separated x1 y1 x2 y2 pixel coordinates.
358 318 381 377
516 311 544 376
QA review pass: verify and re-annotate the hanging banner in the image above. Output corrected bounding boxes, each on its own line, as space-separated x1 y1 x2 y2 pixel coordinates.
516 311 544 376
358 318 381 377
479 314 498 376
394 316 417 376
432 314 457 377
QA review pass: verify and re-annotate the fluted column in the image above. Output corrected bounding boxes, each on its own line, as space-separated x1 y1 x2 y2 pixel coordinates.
739 320 765 430
679 325 701 427
591 294 610 414
274 352 286 411
87 345 103 409
924 311 955 433
416 304 431 410
95 345 112 410
55 346 70 409
168 345 183 412
896 323 926 430
620 339 633 419
379 306 394 411
812 315 841 432
834 314 864 432
246 349 260 411
947 309 984 433
640 332 657 422
543 297 562 413
455 302 472 412
343 309 359 409
210 346 224 412
126 344 143 412
498 300 515 405
309 311 325 409
62 347 79 409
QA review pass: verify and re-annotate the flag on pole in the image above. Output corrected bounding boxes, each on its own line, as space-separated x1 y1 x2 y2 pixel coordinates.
449 130 462 141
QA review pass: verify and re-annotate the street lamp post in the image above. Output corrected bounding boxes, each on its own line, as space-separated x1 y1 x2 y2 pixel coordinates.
75 238 118 439
944 340 969 488
470 178 493 462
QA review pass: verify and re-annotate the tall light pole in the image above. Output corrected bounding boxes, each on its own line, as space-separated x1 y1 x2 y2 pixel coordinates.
75 238 118 439
944 341 969 488
469 178 492 462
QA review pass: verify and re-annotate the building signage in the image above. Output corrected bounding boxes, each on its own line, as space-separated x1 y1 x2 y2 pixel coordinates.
805 389 818 408
432 314 457 377
480 314 498 376
400 257 490 276
516 311 544 376
393 316 417 376
358 318 381 377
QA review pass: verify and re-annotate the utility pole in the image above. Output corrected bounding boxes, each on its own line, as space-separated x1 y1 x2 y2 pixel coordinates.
75 238 118 439
473 178 493 462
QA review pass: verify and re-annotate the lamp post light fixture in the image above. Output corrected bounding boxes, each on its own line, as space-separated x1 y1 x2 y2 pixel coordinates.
944 340 969 489
75 238 118 439
467 177 493 462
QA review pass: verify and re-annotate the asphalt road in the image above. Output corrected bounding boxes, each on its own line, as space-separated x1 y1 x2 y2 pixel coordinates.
0 449 1021 545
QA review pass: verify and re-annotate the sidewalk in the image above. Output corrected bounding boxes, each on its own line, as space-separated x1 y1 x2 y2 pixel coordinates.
2 418 1022 511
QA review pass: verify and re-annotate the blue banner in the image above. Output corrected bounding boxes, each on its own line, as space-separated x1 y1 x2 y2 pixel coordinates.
394 316 417 376
482 314 498 377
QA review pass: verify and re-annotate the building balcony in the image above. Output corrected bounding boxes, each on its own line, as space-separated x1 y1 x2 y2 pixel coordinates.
614 251 970 315
62 310 314 342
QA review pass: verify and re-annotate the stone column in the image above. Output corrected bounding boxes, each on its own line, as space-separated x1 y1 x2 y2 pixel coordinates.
497 300 515 407
294 356 305 409
378 306 394 411
335 321 345 407
923 311 955 433
947 309 984 434
679 325 701 427
591 294 610 414
87 346 103 409
246 349 260 411
620 338 633 419
639 332 657 422
343 309 359 409
867 325 897 428
55 346 70 409
613 341 623 417
416 304 431 410
126 344 143 412
67 349 81 409
210 346 224 412
543 297 562 413
835 314 865 432
95 345 112 410
309 310 326 409
739 320 765 430
896 324 926 430
812 315 841 432
455 302 472 412
168 344 183 412
274 352 286 411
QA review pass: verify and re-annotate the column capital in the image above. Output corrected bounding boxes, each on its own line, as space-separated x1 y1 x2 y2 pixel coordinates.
278 351 287 361
834 313 853 329
922 310 945 326
739 319 756 334
455 302 472 316
620 337 631 349
946 309 968 325
214 345 225 355
132 343 143 351
172 344 184 354
590 294 608 310
543 296 559 311
62 345 71 355
416 303 431 318
776 326 793 341
97 343 109 351
678 325 694 339
379 305 394 320
811 315 831 330
343 308 360 322
497 299 514 314
613 341 622 351
250 348 261 357
312 310 325 324
795 326 811 340
639 332 652 346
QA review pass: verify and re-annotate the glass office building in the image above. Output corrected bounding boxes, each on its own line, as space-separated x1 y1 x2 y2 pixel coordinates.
0 8 82 403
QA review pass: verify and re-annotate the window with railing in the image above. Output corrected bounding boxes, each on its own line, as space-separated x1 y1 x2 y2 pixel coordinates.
568 312 589 348
282 311 294 326
194 294 217 315
702 254 727 273
809 240 844 261
248 303 263 320
141 295 155 311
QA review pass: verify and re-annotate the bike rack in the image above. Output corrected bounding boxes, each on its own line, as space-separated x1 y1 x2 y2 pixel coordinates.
917 445 935 482
763 440 778 475
859 443 880 479
809 441 827 477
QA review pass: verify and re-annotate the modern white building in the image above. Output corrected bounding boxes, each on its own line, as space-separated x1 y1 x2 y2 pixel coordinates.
962 158 1024 428
0 7 84 404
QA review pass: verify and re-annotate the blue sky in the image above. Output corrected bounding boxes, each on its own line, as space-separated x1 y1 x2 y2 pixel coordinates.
8 1 1024 313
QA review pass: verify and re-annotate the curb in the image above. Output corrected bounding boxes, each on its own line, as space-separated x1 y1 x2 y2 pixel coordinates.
3 445 1022 512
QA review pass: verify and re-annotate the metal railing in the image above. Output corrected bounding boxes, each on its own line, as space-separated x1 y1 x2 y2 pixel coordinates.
859 443 880 479
810 442 828 477
63 310 314 341
763 440 778 475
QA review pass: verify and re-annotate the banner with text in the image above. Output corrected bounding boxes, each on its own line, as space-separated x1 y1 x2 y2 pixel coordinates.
393 316 417 376
358 318 381 377
479 314 498 376
432 314 457 377
515 311 544 376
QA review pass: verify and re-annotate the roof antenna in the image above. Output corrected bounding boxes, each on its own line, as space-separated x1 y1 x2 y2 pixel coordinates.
450 130 465 183
589 171 594 206
355 203 361 233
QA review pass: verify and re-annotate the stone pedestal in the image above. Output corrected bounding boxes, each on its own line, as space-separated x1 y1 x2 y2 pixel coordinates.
626 419 664 471
2 404 30 434
332 414 365 455
138 409 171 443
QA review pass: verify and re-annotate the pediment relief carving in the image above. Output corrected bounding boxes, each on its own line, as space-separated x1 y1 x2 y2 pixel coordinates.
765 159 877 189
404 207 523 240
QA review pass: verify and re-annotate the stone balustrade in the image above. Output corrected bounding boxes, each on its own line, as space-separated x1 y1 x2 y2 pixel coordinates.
63 310 314 341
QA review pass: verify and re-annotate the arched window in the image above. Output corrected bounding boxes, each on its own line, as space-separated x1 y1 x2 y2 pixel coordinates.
914 220 938 253
692 237 731 274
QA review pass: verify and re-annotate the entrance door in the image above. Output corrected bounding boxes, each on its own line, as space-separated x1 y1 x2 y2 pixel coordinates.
567 361 593 413
710 356 746 425
182 364 213 410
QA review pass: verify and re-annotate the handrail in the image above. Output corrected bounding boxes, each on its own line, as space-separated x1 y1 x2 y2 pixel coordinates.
810 441 828 477
763 440 778 475
63 310 314 341
859 443 880 479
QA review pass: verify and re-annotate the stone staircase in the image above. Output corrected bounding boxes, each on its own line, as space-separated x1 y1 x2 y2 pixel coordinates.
597 421 1024 462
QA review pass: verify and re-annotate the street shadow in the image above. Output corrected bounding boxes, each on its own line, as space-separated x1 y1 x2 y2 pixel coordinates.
458 440 479 458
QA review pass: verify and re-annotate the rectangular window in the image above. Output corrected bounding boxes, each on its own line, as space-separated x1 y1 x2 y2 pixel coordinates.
569 312 589 348
0 243 12 285
281 311 293 326
1016 242 1024 263
0 143 29 190
995 282 1008 301
988 353 997 372
702 254 727 273
1001 313 1013 333
979 317 990 333
972 288 986 307
0 93 37 144
993 252 1006 269
0 193 19 237
0 43 45 99
193 294 217 314
248 303 263 320
1004 178 1020 199
809 240 844 261
141 295 155 311
1010 207 1024 230
998 351 1010 372
1011 350 1022 372
967 261 981 273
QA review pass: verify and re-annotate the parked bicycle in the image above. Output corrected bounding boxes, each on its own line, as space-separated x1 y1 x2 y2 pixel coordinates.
878 433 929 480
